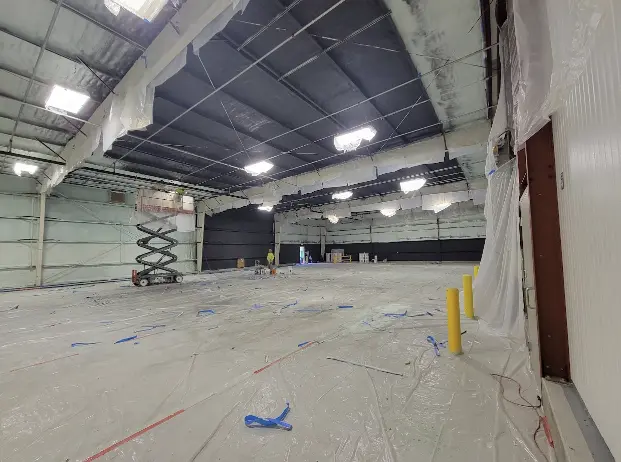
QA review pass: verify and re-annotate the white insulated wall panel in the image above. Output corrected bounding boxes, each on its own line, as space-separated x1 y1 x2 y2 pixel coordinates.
551 1 621 458
326 204 485 244
280 223 321 244
0 174 197 289
0 177 39 288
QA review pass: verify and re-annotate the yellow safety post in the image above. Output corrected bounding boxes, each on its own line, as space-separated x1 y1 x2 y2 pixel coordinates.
473 265 479 278
463 274 474 319
446 288 463 355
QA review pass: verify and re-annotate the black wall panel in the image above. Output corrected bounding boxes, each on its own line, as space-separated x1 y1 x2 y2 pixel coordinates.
203 207 274 270
280 244 322 264
326 238 484 262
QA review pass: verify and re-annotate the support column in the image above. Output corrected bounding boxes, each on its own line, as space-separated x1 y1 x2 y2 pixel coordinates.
196 201 206 273
35 192 46 286
525 122 570 380
320 227 326 261
274 220 282 266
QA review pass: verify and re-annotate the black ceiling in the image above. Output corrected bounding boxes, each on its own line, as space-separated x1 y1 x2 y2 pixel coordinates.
105 0 445 193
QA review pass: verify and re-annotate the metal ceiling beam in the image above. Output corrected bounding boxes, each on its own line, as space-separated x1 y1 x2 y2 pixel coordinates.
109 143 241 186
218 32 347 131
40 0 253 193
275 0 409 145
154 91 317 167
0 65 102 104
0 27 122 83
47 0 147 51
105 149 236 189
8 0 64 152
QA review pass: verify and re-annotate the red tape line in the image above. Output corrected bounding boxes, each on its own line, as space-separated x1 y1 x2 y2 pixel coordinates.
9 353 79 373
253 341 315 374
84 409 185 461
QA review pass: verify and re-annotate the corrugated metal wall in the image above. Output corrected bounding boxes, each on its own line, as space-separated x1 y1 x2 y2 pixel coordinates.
0 174 196 289
551 0 621 458
326 203 485 244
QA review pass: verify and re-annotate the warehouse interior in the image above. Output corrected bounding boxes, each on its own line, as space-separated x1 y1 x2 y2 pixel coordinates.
0 0 618 461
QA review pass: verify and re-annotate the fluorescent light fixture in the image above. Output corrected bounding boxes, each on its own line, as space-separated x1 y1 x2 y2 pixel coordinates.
244 160 274 176
327 215 339 224
14 162 38 176
258 205 273 212
45 85 89 114
332 191 353 200
381 208 397 217
432 202 452 213
400 178 427 193
106 0 169 21
334 126 377 152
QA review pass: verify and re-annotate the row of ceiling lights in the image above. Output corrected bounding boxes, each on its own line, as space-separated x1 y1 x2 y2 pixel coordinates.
256 171 453 222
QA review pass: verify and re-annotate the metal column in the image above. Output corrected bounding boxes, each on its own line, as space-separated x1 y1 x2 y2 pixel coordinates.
35 192 46 286
196 201 206 273
274 220 282 266
525 122 570 380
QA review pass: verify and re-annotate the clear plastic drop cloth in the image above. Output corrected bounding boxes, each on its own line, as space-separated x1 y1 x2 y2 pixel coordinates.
0 265 552 462
474 159 523 337
512 0 604 145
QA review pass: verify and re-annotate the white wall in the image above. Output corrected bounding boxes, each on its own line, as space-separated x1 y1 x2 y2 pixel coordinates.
279 222 322 244
551 1 621 458
0 174 197 289
326 202 485 244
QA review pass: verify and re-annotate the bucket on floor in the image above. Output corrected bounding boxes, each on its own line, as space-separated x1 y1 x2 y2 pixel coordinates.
237 258 245 269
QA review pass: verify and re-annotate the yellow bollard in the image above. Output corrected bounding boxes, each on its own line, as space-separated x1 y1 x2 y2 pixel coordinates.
463 274 474 319
446 288 463 355
473 265 479 278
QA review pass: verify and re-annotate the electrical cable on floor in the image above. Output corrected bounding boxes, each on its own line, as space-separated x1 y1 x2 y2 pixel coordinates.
491 373 549 462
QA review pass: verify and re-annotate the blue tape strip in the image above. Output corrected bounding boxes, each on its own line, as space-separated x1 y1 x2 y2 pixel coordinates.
298 341 310 347
71 342 98 347
115 335 138 344
385 311 407 317
245 403 292 431
338 305 354 309
284 301 298 308
198 309 215 316
295 309 321 312
427 336 443 356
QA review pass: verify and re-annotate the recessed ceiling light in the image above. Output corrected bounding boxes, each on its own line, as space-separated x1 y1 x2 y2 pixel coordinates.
327 215 339 224
244 160 274 176
105 0 169 21
381 208 397 217
14 162 38 176
334 126 377 152
258 205 273 212
400 178 427 193
332 191 353 200
432 203 452 213
45 85 90 114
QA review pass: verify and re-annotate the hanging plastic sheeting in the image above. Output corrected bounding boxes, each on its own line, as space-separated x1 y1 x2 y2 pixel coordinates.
101 49 188 153
192 0 251 55
474 159 522 337
512 0 604 146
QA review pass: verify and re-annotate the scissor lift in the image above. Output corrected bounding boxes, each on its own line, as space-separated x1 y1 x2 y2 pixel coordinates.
132 217 183 287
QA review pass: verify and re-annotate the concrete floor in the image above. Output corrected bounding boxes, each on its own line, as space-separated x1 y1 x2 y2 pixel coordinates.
0 263 550 461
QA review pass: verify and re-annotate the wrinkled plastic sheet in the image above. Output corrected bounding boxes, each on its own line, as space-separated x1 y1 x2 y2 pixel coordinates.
474 159 523 337
0 264 550 461
512 0 604 145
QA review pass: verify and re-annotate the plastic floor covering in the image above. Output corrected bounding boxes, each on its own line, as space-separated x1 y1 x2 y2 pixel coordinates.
0 263 552 461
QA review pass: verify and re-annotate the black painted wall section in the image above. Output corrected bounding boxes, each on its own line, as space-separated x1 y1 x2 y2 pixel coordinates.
279 239 484 265
280 244 322 264
203 207 274 270
326 239 484 262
